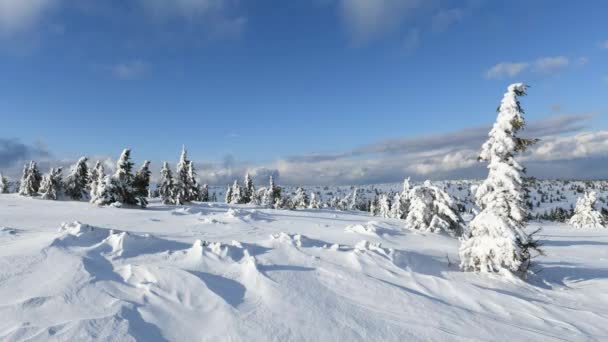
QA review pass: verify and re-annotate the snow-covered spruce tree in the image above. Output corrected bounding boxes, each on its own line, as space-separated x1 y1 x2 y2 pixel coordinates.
64 157 89 200
0 173 9 193
19 161 42 196
225 184 233 204
400 177 412 215
243 173 254 203
174 146 197 204
158 162 176 205
378 194 391 218
89 161 101 191
230 180 243 204
199 184 209 202
187 161 199 201
89 162 105 203
39 167 63 200
369 196 379 216
349 188 361 211
309 192 321 209
111 149 140 207
268 175 281 205
293 187 309 208
569 191 606 229
133 160 151 207
459 83 541 274
390 193 406 219
91 175 116 206
405 181 464 236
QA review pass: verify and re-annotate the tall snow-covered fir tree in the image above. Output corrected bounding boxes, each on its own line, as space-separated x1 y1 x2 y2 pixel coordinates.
187 161 199 201
262 175 281 208
405 181 464 236
133 160 151 207
230 180 243 204
174 146 198 204
64 157 89 200
111 149 140 207
19 161 42 196
390 193 406 219
158 162 175 205
293 187 309 208
225 184 233 204
243 173 254 203
0 173 8 193
459 83 541 275
349 188 361 211
39 167 63 200
378 194 391 218
569 191 606 229
89 162 106 203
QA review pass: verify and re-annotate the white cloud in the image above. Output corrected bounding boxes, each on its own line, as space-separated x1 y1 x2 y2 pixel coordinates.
484 62 529 79
534 56 569 74
598 40 608 50
338 0 421 45
486 56 572 79
110 61 148 80
0 0 57 36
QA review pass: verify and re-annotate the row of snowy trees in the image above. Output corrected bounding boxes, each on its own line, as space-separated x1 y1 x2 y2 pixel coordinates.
367 178 465 237
156 146 210 205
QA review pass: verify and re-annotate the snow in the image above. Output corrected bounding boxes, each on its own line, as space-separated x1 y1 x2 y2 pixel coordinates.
1 194 608 341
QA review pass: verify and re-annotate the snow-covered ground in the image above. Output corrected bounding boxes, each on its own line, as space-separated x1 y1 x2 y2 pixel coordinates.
1 194 607 341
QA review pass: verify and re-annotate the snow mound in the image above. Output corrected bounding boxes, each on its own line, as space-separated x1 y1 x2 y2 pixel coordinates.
345 222 378 236
53 221 189 259
270 232 329 248
354 240 394 258
186 239 248 262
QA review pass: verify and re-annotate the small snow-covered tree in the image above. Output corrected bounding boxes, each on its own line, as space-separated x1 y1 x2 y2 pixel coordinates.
390 193 406 219
268 175 281 205
19 161 42 196
405 181 464 236
111 149 140 207
230 180 243 204
133 160 151 207
174 146 198 204
199 184 209 202
378 194 391 218
89 162 106 202
64 157 89 200
309 192 321 209
349 188 361 211
225 184 233 204
369 196 379 216
187 161 199 201
459 83 541 274
293 187 309 208
91 175 115 206
158 162 175 205
243 173 254 203
39 167 63 200
569 191 606 229
0 173 8 193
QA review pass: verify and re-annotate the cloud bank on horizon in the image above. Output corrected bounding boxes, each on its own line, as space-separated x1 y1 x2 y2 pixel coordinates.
1 113 606 185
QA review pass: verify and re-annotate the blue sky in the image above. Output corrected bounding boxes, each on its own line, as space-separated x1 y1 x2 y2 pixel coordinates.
1 0 607 184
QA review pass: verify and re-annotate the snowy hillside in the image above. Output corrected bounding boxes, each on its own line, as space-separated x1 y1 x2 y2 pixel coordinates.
1 195 607 341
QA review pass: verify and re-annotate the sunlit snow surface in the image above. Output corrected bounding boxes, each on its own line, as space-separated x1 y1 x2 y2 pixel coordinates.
1 195 607 341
